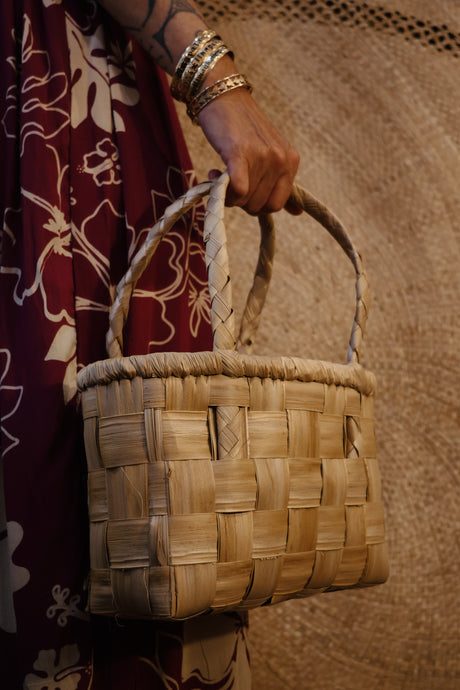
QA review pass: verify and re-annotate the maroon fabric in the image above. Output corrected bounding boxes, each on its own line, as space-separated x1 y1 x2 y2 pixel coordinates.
0 2 249 688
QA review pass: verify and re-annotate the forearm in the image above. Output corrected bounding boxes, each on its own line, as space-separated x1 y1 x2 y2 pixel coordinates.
97 0 209 74
97 0 300 215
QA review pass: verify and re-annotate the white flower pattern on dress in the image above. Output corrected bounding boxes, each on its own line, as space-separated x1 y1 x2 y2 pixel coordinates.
81 138 121 187
72 198 124 314
45 326 78 403
46 584 89 627
65 18 139 133
1 181 74 325
24 644 88 690
0 349 23 457
108 40 137 82
0 521 30 634
1 16 70 155
128 167 211 347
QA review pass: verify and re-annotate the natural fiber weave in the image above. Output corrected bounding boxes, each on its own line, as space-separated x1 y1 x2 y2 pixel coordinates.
77 172 388 620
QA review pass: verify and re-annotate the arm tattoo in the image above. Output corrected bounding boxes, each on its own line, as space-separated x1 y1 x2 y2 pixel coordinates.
141 0 157 28
152 0 202 62
122 1 157 32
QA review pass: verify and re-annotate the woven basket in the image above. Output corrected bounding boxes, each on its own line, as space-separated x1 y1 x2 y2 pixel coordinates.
76 171 389 620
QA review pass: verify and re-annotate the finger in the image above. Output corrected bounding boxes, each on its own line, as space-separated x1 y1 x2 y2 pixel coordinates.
261 145 300 213
226 148 286 214
240 172 279 215
242 145 300 215
260 171 297 214
225 156 252 207
243 164 298 216
284 198 303 216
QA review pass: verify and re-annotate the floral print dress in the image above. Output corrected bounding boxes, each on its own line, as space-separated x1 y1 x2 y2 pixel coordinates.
0 1 250 688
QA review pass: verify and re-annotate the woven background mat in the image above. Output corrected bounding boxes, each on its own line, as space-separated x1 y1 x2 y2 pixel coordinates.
177 1 460 687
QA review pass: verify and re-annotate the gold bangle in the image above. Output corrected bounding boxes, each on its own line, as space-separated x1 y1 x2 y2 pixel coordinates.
170 29 217 101
188 45 232 100
174 29 215 79
177 37 224 102
187 74 253 124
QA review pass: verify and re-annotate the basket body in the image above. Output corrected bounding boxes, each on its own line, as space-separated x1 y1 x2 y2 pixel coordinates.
78 175 389 620
80 350 388 620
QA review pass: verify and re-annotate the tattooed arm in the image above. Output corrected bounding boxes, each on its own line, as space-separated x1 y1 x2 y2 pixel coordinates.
97 0 206 74
97 0 300 215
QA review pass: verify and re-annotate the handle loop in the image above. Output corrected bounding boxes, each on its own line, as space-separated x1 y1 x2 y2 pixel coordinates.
106 171 369 365
287 184 369 364
106 179 213 358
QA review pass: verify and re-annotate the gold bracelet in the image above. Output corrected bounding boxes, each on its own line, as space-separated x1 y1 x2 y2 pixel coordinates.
177 37 224 102
174 29 215 79
187 74 253 124
170 29 217 101
188 45 233 101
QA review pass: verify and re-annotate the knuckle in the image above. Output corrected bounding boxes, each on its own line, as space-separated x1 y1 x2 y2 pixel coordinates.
268 142 300 179
270 143 286 167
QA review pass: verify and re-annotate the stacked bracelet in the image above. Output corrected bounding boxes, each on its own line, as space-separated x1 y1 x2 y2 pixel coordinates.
188 44 232 99
170 29 216 99
187 73 253 123
171 30 232 103
175 35 222 101
170 29 252 123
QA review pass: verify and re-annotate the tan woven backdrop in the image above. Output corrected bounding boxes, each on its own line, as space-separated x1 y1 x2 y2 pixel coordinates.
177 1 460 688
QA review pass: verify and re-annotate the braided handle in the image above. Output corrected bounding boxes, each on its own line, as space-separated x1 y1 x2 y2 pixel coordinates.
288 184 369 364
220 181 370 363
201 172 276 352
107 171 276 358
106 180 213 357
106 171 369 365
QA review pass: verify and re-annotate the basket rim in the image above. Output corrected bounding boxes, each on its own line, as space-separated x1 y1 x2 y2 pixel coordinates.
76 349 376 395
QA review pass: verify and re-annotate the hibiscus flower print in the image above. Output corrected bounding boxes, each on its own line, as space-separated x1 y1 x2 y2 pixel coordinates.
1 14 70 156
65 17 139 133
24 644 89 690
1 142 74 325
119 166 211 347
0 349 23 457
81 138 121 187
1 188 73 325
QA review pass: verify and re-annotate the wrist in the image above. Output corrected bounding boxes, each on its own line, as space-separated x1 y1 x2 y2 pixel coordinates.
170 31 253 123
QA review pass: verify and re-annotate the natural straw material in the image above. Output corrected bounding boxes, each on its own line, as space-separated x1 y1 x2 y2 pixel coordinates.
77 172 388 620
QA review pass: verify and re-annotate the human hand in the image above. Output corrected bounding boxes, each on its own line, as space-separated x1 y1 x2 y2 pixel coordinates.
97 3 300 216
197 86 301 216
